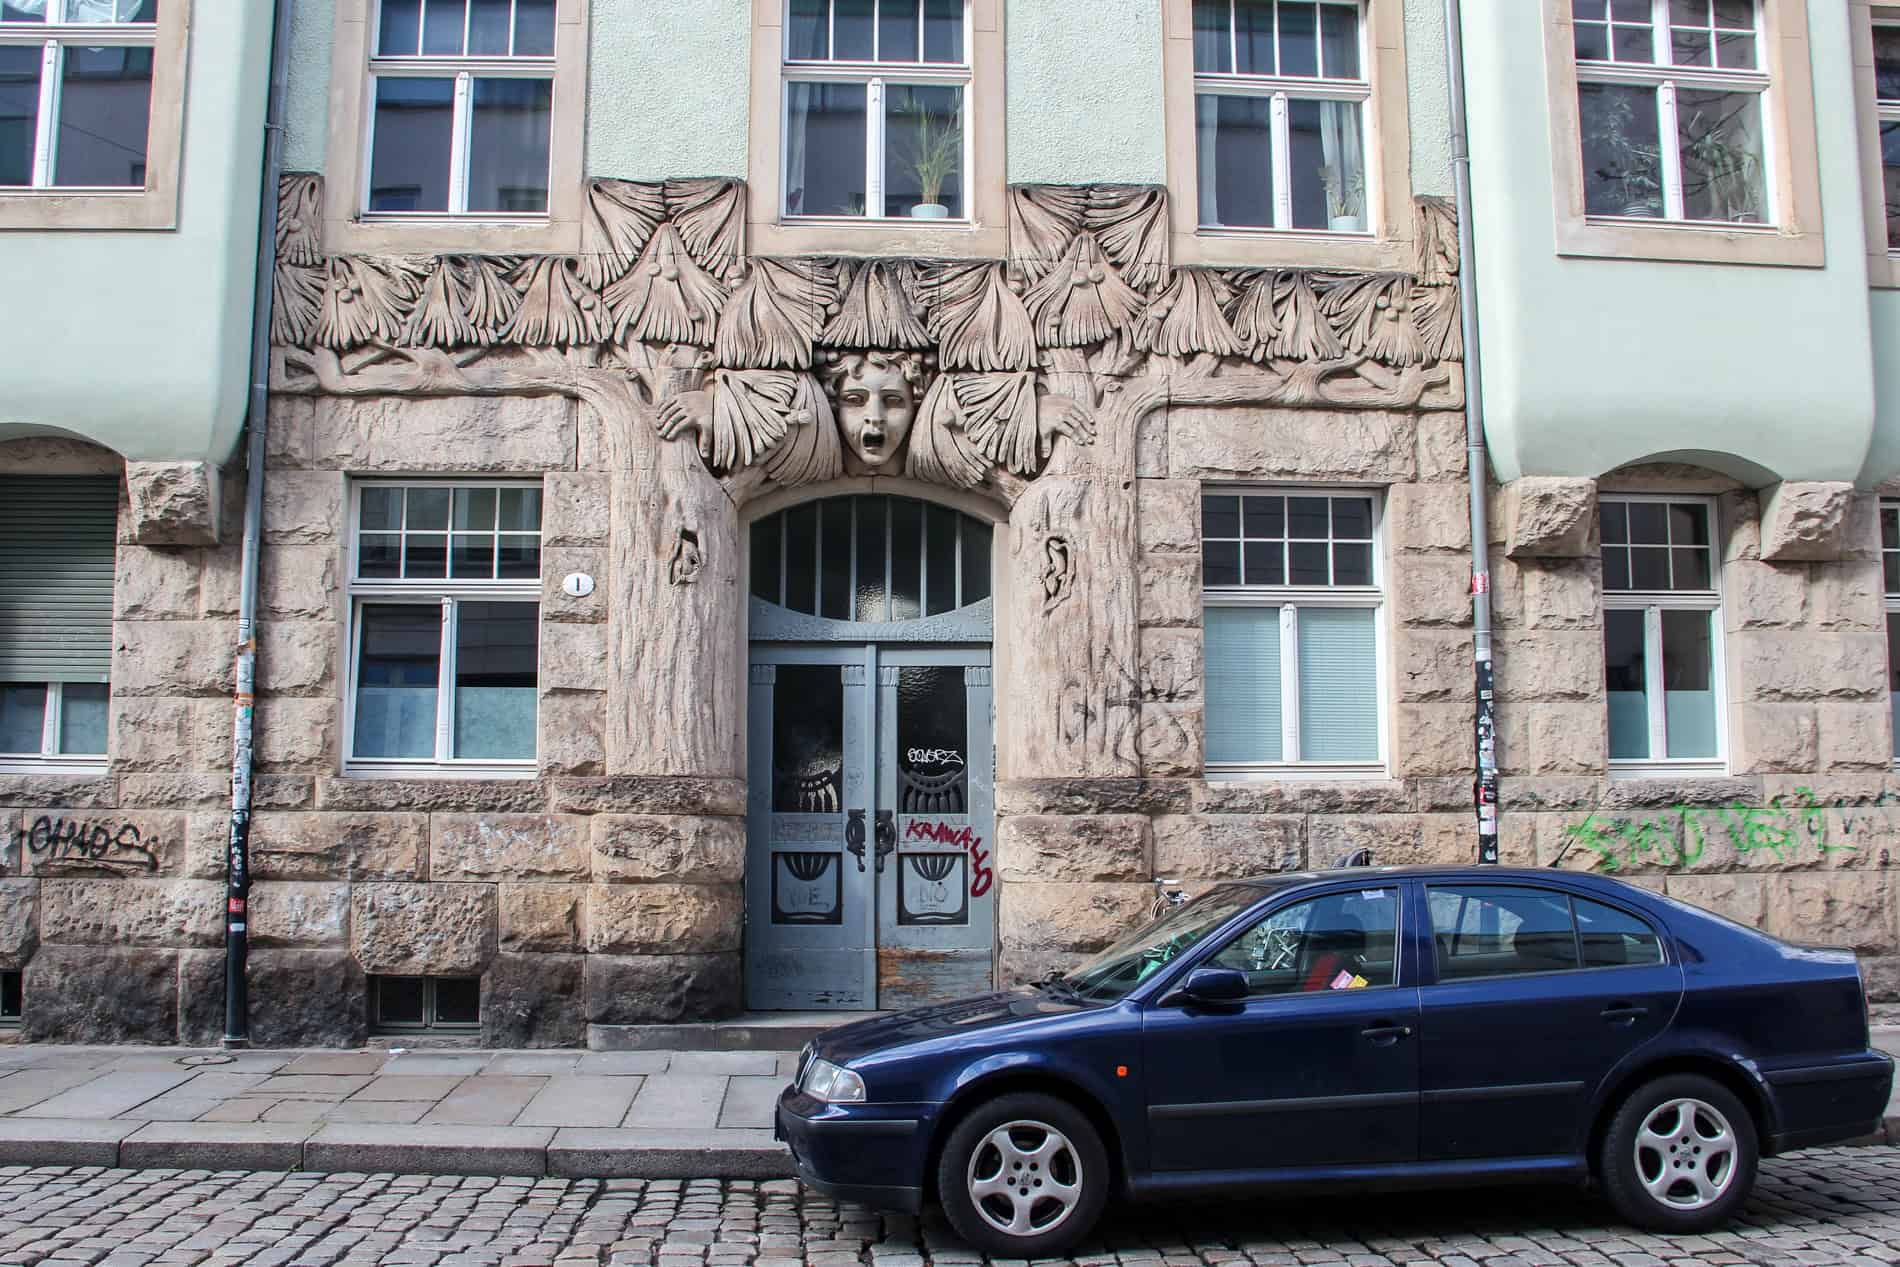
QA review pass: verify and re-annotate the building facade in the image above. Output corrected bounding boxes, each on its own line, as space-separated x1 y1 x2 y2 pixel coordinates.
2 0 1899 1047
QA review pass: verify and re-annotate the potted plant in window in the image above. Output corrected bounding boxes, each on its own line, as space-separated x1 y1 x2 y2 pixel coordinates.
1322 165 1366 233
898 102 962 220
1585 92 1663 218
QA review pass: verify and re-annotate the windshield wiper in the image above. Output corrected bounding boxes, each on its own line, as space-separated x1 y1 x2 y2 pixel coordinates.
1032 975 1084 1003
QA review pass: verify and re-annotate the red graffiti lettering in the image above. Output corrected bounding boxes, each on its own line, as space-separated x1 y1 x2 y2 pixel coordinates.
905 820 992 897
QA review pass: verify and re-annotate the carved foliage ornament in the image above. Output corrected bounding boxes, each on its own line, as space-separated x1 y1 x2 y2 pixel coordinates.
271 176 1462 493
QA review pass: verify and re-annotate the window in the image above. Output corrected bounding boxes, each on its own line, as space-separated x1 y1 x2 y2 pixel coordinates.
1571 1 1769 225
0 0 156 191
1430 885 1663 980
1883 501 1900 761
0 475 116 771
1876 19 1900 253
778 0 968 222
346 482 541 773
363 0 555 217
1600 495 1723 771
1189 0 1369 233
1202 489 1384 774
371 975 480 1030
0 970 20 1025
1208 887 1398 995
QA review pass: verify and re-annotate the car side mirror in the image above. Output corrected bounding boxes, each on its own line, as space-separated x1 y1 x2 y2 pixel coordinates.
1167 967 1248 1009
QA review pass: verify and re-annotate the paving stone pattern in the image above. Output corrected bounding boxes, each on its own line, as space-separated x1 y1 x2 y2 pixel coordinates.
0 1151 1898 1267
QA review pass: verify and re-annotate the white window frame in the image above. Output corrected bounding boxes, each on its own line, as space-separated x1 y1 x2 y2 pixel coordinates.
1601 493 1727 778
361 0 557 220
1189 0 1374 234
1202 486 1389 779
1571 0 1776 226
779 0 973 223
0 0 158 192
343 479 541 779
0 681 107 773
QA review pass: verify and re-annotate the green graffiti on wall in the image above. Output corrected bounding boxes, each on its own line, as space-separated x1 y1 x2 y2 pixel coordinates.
1555 788 1863 872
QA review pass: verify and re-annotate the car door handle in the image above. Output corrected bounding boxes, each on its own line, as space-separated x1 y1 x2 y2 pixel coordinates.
1361 1024 1413 1045
1601 1005 1648 1025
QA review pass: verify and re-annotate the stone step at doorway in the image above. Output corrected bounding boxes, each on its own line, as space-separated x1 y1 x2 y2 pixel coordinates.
588 1011 884 1052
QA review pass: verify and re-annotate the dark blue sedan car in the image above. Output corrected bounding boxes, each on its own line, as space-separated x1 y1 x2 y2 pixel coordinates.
776 866 1893 1256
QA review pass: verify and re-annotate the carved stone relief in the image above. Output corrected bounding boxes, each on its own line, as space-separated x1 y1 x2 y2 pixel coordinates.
271 174 1463 505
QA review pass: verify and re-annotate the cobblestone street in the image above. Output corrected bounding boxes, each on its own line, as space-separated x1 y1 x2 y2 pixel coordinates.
0 1148 1897 1267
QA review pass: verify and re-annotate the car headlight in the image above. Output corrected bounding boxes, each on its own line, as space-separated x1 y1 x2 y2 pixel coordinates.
799 1057 866 1103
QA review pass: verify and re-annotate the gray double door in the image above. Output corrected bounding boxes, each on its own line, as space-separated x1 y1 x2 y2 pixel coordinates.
745 644 995 1011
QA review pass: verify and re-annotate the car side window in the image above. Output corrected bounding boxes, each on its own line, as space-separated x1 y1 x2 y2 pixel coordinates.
1429 885 1580 981
1575 896 1664 968
1209 888 1398 996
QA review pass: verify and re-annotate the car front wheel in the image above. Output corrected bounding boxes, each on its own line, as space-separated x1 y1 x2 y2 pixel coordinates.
936 1092 1109 1257
1598 1073 1759 1232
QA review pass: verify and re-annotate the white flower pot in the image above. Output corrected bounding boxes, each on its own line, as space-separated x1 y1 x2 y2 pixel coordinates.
1329 214 1365 233
910 203 950 220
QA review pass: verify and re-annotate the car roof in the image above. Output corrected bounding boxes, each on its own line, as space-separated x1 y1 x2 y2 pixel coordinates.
1226 865 1635 892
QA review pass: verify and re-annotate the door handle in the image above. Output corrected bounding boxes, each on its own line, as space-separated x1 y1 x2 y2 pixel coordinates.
1601 1004 1648 1026
1360 1024 1413 1045
845 810 867 873
874 810 897 873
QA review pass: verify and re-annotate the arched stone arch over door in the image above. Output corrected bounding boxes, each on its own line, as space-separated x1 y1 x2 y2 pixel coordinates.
744 492 997 1011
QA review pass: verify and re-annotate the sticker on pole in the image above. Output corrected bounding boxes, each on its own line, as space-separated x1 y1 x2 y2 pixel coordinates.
1470 571 1490 595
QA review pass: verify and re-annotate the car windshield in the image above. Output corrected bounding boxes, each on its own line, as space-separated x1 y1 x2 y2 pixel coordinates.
1060 884 1266 1003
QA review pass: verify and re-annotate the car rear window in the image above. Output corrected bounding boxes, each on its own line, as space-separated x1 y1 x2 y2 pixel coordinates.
1428 885 1667 982
1575 896 1664 968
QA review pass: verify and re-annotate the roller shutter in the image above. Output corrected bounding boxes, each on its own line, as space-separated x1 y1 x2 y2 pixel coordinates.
0 475 118 683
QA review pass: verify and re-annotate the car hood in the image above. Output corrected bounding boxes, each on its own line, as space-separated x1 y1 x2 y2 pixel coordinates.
813 988 1091 1063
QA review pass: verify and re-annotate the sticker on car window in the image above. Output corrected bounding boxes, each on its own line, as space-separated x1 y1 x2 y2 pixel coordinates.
1360 889 1387 900
1330 971 1370 990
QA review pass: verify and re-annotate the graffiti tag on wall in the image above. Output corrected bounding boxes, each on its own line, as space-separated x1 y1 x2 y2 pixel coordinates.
25 815 160 874
1557 788 1865 872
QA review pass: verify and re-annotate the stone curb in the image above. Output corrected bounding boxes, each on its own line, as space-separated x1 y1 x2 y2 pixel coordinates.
0 1120 795 1179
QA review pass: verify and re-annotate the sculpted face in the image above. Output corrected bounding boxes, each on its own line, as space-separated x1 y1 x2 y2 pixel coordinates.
836 361 917 470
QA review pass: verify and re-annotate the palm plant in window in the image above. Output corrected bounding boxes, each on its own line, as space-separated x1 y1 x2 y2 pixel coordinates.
1322 164 1366 234
1680 107 1764 224
896 99 962 219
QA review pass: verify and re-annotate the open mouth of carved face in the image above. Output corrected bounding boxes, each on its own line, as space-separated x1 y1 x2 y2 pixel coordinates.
859 428 887 459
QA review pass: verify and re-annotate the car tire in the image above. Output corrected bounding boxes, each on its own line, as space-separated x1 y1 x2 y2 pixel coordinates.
1598 1073 1759 1233
936 1091 1110 1257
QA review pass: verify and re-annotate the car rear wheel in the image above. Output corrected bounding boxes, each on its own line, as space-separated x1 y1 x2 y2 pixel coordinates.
1598 1073 1758 1233
936 1092 1109 1257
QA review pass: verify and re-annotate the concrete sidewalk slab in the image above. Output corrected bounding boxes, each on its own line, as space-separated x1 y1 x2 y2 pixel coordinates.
0 1117 138 1166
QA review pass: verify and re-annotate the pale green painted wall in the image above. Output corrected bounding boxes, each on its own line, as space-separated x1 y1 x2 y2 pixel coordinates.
1005 0 1167 185
587 0 751 181
1865 294 1900 488
0 4 273 465
1460 0 1876 486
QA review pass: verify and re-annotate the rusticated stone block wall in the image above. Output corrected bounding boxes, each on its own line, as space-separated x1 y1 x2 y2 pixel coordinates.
991 435 1900 1011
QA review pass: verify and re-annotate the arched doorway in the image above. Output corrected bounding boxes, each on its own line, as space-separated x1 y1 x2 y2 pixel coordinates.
744 494 996 1011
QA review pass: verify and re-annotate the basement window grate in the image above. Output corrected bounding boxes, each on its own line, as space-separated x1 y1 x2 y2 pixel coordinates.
0 970 20 1025
370 975 480 1031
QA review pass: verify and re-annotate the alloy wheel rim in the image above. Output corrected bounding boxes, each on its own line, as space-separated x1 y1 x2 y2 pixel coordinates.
966 1118 1084 1237
1633 1096 1738 1211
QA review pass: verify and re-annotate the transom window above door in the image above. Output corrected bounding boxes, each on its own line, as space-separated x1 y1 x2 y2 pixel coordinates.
1570 0 1770 225
365 0 556 217
751 496 992 623
1190 0 1371 234
781 0 969 221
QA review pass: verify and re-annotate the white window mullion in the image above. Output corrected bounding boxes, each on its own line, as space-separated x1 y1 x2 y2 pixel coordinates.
1643 605 1667 759
867 76 886 217
1657 80 1684 220
40 682 60 758
449 71 474 214
437 598 456 761
1280 604 1301 761
32 40 59 188
1270 92 1292 229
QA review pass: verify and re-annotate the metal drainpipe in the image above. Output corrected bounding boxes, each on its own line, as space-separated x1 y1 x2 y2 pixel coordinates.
227 0 295 1046
1443 0 1499 864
